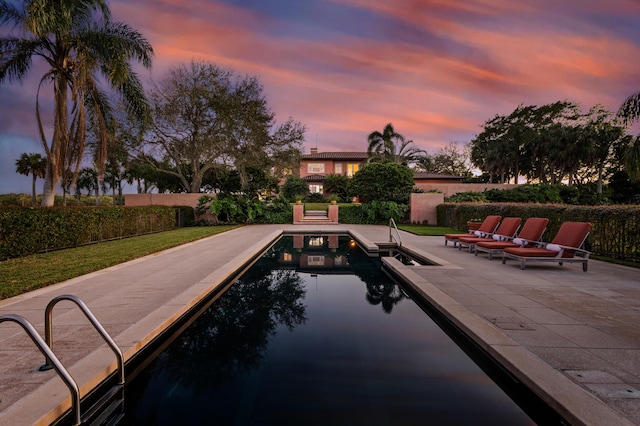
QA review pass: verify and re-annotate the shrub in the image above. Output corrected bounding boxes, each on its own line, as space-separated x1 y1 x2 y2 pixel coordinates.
348 162 414 203
0 206 176 260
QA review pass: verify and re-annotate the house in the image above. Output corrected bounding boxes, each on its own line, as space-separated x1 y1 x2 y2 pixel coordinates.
300 148 368 195
298 148 464 197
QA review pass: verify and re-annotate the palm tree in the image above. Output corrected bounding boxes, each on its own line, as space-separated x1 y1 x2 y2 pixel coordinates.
367 123 424 164
15 152 47 205
0 0 153 206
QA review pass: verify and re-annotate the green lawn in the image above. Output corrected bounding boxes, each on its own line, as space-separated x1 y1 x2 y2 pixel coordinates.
397 224 459 236
0 225 239 300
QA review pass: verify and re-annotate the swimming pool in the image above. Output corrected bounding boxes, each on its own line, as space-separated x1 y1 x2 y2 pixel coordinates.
122 235 550 425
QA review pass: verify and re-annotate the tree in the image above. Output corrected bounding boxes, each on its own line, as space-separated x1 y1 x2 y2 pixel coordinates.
618 90 640 125
367 123 425 165
323 174 350 202
348 162 414 203
15 152 47 205
430 141 471 177
135 61 305 194
0 0 153 206
76 167 98 198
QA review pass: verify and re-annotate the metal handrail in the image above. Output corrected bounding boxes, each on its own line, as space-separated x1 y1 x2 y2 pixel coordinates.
389 218 402 247
41 295 125 387
0 314 81 425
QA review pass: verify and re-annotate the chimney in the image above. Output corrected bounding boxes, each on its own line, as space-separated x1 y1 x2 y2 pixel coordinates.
310 147 318 155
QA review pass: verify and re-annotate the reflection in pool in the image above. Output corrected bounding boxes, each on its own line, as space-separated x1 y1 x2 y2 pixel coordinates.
123 235 537 425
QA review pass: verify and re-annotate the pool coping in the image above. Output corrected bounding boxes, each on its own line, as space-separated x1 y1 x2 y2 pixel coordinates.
383 257 635 426
0 224 636 425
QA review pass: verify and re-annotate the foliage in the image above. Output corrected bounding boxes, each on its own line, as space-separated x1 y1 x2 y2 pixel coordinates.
361 201 409 224
15 153 47 206
132 61 305 194
484 184 563 203
335 204 368 224
446 184 612 205
258 196 293 224
437 203 640 263
0 0 153 206
469 102 631 190
367 123 426 165
198 194 291 224
608 171 640 204
424 141 471 177
0 226 239 300
0 206 176 260
281 176 308 201
323 173 350 202
445 191 487 203
348 162 414 203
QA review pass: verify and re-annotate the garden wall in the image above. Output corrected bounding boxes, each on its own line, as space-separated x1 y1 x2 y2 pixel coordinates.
410 193 444 225
125 193 204 208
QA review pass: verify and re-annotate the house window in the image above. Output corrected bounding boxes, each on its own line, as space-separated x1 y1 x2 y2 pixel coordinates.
308 163 325 174
309 237 324 247
308 256 325 266
347 163 360 177
309 184 323 194
334 163 342 174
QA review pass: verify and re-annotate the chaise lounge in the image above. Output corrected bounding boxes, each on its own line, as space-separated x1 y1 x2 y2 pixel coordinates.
475 217 549 260
457 217 522 252
444 215 501 247
501 221 592 271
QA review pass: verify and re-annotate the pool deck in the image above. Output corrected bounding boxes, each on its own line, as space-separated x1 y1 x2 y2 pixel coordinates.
0 224 639 425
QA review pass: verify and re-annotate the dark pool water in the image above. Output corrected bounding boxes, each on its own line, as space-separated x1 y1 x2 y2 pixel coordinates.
123 235 535 425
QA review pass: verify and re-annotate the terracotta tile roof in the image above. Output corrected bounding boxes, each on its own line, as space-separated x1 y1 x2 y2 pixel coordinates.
302 174 326 181
301 152 369 160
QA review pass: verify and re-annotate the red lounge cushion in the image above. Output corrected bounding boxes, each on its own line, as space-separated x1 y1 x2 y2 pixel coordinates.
476 241 519 250
504 247 559 258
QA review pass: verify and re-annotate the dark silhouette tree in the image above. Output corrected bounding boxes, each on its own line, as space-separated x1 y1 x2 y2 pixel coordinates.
15 152 46 205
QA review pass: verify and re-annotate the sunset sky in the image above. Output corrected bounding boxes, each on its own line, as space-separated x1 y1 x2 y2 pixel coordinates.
1 0 640 194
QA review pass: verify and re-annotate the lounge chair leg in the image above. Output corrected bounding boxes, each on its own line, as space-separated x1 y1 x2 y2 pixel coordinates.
520 259 526 270
502 256 506 264
583 261 588 272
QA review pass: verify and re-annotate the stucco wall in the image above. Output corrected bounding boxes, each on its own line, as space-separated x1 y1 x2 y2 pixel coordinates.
415 183 519 198
410 193 444 225
125 193 205 208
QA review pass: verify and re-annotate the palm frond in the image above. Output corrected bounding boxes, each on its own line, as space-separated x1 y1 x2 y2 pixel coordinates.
0 0 25 26
617 91 640 125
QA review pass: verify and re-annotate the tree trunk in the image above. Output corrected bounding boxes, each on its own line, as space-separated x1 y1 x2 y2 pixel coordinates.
597 164 604 194
41 164 56 207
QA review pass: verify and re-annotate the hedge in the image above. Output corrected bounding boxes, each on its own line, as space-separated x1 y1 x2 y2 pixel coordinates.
437 203 640 263
0 206 177 260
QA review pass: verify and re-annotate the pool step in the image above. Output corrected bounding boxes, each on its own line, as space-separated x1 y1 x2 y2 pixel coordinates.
296 209 338 225
82 384 124 426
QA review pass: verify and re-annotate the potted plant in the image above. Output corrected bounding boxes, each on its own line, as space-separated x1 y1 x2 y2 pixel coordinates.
466 218 482 231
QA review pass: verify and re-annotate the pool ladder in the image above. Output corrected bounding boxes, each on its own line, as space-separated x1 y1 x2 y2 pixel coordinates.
0 294 125 426
389 218 402 247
